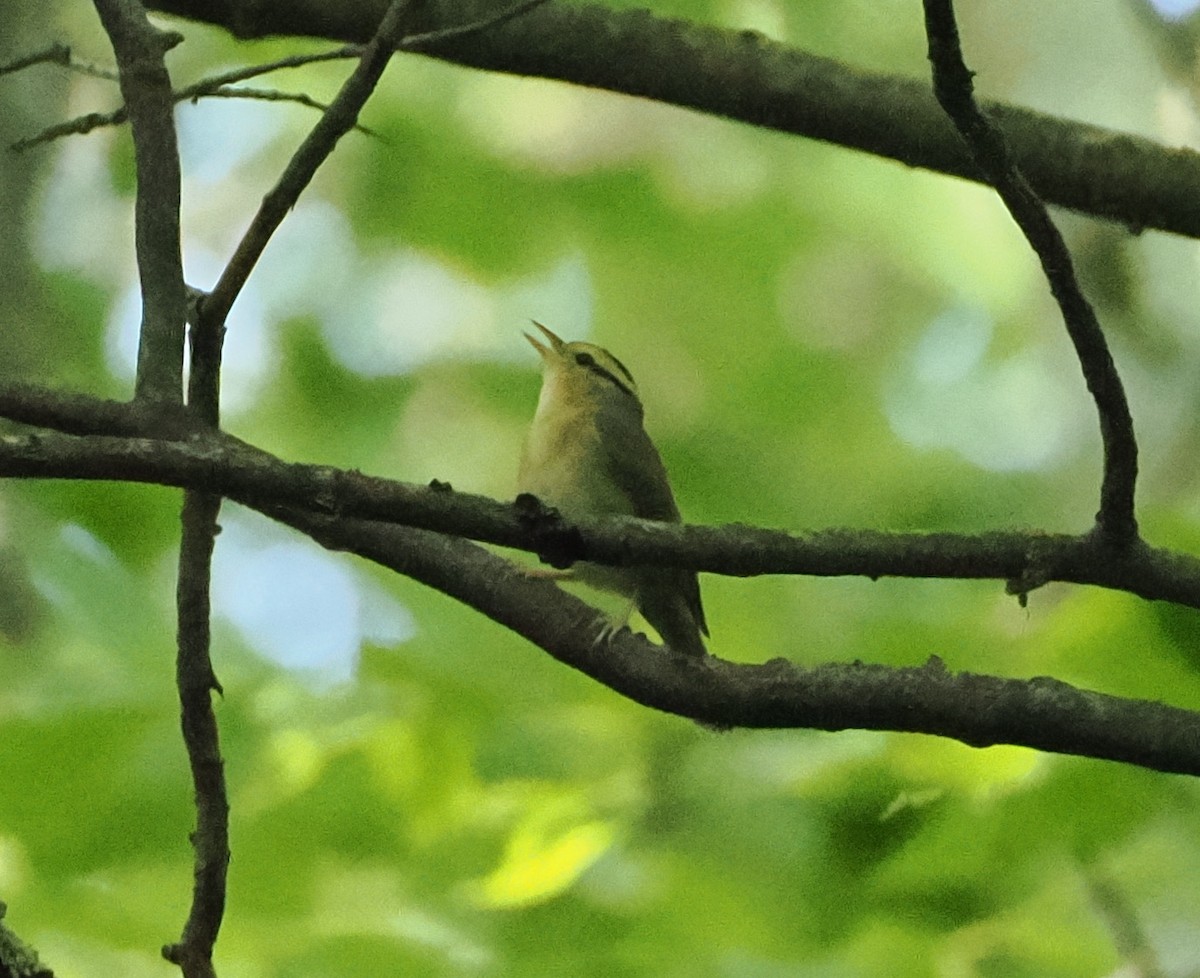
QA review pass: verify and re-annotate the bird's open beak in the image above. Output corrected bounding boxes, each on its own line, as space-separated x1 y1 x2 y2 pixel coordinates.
524 320 566 361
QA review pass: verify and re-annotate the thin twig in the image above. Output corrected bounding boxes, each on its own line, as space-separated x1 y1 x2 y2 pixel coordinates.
921 0 1139 545
0 43 71 76
155 18 416 962
195 0 550 327
58 57 120 81
0 41 120 80
175 46 379 136
10 44 363 152
400 0 550 50
162 9 415 964
198 87 380 137
11 109 129 151
11 0 568 156
11 86 375 153
178 45 362 91
92 0 185 405
200 0 415 331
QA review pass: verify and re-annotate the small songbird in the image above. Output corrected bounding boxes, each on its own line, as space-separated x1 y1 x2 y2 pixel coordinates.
518 322 708 657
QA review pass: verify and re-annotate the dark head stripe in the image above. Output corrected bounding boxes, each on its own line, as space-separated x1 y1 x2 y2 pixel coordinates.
606 353 635 386
585 360 635 398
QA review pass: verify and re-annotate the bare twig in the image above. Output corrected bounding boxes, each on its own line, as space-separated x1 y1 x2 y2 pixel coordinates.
9 43 362 153
11 84 374 153
162 492 229 978
173 46 372 137
92 0 185 405
0 41 119 80
922 0 1139 545
195 85 330 110
200 0 415 331
57 57 120 82
10 45 364 153
197 0 550 328
11 108 130 151
197 87 379 136
0 43 71 75
400 0 550 49
179 45 362 90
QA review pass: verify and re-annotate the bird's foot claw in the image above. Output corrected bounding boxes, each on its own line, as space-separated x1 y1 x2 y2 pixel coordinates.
592 619 623 647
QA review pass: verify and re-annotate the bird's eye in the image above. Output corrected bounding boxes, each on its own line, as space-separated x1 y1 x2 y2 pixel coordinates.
575 352 595 368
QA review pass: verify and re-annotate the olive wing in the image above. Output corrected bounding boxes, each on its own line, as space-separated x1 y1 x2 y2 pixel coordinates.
595 398 708 636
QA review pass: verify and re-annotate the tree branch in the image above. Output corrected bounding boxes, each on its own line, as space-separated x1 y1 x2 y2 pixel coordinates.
181 45 361 87
0 414 1198 769
142 0 1200 240
267 504 1200 776
922 0 1139 546
1 424 1199 610
161 57 233 978
0 43 72 76
93 5 233 976
0 41 120 81
92 0 186 405
0 382 193 437
162 492 229 978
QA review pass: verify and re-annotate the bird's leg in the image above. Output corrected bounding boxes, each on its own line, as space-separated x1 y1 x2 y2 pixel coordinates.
594 598 636 647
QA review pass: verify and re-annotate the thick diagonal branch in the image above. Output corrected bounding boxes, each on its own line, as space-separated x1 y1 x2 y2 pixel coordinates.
144 0 1200 240
1 421 1198 770
271 506 1200 777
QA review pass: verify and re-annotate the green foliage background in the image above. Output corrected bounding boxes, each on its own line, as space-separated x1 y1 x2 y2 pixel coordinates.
3 0 1200 975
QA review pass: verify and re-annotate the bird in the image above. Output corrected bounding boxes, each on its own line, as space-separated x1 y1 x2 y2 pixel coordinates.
518 321 708 657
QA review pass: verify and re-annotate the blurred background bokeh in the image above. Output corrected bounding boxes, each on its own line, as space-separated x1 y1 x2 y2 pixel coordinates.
2 0 1200 974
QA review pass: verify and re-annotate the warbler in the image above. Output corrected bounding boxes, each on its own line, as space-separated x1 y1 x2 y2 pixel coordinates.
518 322 708 657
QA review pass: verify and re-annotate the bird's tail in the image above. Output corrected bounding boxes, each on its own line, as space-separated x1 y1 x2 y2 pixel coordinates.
639 576 708 658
